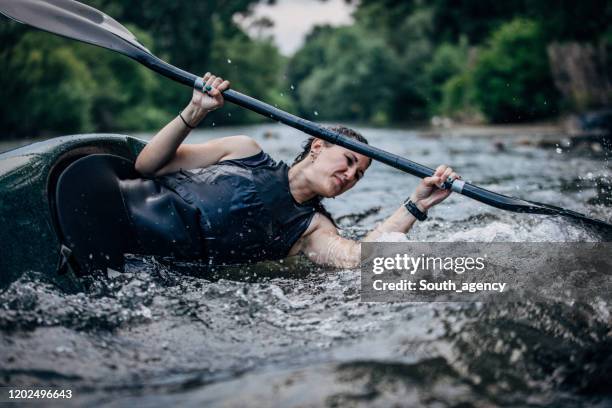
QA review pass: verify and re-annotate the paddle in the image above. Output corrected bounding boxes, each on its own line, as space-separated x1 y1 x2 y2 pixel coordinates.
1 0 611 233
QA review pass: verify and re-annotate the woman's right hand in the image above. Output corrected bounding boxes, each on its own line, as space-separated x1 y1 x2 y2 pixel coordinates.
191 72 230 113
409 164 460 212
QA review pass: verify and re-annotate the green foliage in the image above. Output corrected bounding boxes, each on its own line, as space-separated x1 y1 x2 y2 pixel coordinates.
287 26 336 101
0 0 285 138
313 0 608 123
0 22 166 137
83 0 262 114
358 0 612 45
427 0 526 44
472 19 558 122
207 19 292 125
289 26 397 123
428 40 483 122
288 10 435 123
386 8 435 121
1 0 610 138
440 73 482 122
423 39 470 115
72 26 164 132
0 30 95 137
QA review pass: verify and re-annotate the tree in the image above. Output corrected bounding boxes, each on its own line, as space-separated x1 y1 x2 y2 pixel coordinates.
472 19 558 122
289 26 398 124
0 0 286 138
0 30 95 137
423 39 470 114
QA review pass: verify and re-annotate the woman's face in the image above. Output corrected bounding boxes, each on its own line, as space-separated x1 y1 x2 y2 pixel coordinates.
310 140 371 198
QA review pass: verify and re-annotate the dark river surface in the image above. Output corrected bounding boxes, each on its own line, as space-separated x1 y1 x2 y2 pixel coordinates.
1 124 611 407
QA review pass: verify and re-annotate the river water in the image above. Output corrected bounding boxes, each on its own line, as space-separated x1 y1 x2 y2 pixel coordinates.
1 124 611 407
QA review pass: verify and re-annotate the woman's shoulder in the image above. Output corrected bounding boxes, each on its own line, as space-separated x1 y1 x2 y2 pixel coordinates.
218 149 278 168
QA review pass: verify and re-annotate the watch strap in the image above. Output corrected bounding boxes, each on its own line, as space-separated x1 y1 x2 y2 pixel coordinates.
403 199 427 221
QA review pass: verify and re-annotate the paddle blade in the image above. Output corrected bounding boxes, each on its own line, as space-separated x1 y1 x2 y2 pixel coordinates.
460 181 612 236
0 0 151 57
523 199 612 236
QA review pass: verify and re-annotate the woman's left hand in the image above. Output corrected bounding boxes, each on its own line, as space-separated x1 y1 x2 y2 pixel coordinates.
409 165 460 211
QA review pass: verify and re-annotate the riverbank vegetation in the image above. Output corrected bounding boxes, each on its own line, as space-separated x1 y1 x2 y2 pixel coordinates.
290 0 611 125
0 0 610 139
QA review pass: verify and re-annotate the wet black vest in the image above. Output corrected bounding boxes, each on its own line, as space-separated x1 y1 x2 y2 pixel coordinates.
153 151 318 265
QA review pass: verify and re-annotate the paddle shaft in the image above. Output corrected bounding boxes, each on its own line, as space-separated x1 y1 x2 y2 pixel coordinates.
148 58 430 171
147 54 520 209
147 56 432 173
153 55 612 225
221 89 539 210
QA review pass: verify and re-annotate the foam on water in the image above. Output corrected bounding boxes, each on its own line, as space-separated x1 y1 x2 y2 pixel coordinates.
375 231 410 242
444 219 598 242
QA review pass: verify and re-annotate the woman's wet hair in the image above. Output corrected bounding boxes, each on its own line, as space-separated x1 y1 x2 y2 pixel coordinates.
291 125 369 227
292 125 369 166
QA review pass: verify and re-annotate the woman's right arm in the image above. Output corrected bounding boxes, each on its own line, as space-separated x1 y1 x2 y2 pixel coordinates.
134 73 259 177
296 165 459 268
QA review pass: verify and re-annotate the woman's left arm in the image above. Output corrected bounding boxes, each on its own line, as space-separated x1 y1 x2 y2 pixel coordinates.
361 164 460 242
134 73 230 176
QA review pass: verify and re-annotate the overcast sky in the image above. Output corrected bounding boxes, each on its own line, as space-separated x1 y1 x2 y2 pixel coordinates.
242 0 356 55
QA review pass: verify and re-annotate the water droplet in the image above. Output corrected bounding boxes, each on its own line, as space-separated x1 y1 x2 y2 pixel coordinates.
290 84 295 90
227 58 232 64
314 111 319 116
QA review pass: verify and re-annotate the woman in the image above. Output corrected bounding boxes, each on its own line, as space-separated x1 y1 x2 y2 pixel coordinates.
134 73 459 268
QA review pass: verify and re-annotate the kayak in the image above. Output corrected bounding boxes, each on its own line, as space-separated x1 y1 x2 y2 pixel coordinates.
0 134 146 290
1 134 319 290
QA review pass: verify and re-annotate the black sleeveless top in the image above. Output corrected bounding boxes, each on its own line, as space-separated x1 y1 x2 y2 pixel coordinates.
152 151 318 265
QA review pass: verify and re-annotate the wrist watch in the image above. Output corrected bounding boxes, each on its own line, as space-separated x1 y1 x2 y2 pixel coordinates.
403 199 427 221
